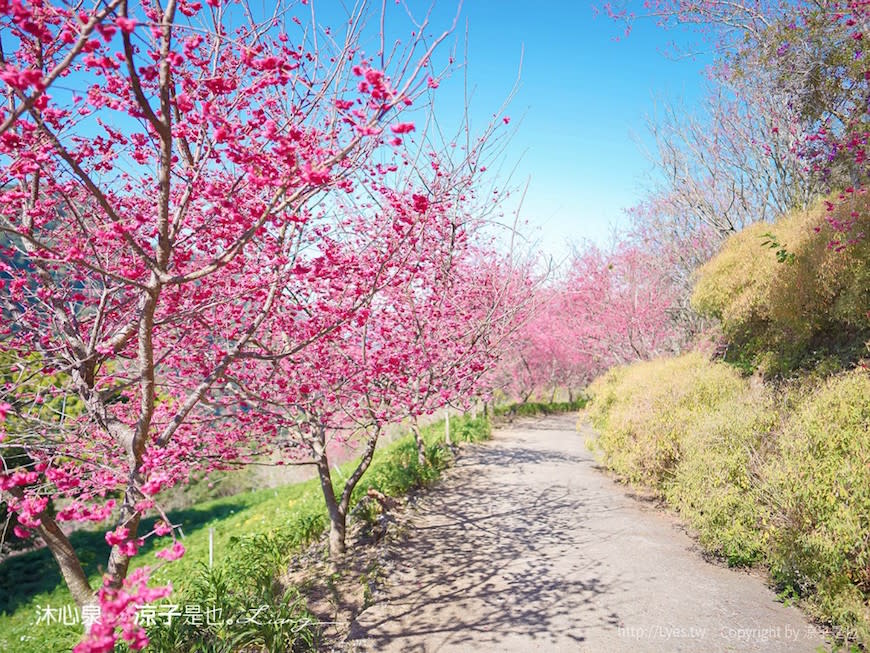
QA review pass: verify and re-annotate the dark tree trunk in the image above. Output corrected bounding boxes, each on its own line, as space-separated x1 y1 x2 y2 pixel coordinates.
8 486 94 606
411 418 426 467
37 509 95 606
315 453 347 559
313 423 381 561
105 485 144 592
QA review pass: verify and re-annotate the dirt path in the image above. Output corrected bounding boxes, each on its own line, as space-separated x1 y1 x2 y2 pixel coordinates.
346 414 830 652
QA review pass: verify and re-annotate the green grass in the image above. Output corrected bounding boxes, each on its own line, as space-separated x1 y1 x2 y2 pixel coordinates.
0 414 491 652
493 398 588 418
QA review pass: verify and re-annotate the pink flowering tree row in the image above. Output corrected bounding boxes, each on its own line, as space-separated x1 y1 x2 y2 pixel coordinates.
224 184 534 559
495 234 704 402
0 0 525 650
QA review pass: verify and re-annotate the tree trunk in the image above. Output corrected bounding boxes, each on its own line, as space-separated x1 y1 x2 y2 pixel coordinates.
411 419 426 467
568 388 575 403
105 425 148 592
313 424 381 561
328 514 347 558
550 386 557 403
38 509 95 607
315 453 346 560
105 489 143 591
8 486 94 607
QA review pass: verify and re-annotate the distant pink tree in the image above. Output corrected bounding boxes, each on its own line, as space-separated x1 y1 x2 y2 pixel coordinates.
396 250 538 459
498 237 698 401
566 242 691 365
494 285 588 402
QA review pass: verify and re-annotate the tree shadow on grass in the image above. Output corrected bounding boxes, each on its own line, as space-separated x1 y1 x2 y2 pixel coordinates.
0 497 252 616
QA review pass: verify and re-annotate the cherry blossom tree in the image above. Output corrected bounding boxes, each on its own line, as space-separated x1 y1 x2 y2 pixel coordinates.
221 181 467 559
493 285 582 402
572 241 697 363
497 237 699 402
0 0 482 648
222 170 532 557
397 250 538 463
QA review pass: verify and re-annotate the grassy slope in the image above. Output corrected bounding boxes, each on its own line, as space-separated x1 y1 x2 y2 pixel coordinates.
583 198 870 646
0 414 490 652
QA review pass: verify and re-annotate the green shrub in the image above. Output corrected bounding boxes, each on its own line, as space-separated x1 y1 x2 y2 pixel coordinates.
586 354 870 646
763 371 870 642
494 398 588 418
451 413 494 440
587 356 770 566
692 195 870 377
586 353 746 489
144 560 319 653
665 388 775 566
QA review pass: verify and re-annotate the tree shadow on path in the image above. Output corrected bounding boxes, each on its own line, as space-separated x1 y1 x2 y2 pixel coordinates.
349 425 628 651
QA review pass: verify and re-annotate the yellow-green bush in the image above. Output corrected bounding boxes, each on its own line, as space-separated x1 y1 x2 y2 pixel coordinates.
586 352 747 488
665 387 776 566
692 195 870 376
762 370 870 641
586 354 870 645
587 353 770 564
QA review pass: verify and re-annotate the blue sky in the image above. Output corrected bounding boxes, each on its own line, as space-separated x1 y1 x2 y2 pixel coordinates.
54 1 711 261
377 1 713 260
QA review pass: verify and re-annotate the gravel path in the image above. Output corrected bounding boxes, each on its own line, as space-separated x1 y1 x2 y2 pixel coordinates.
346 414 830 652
